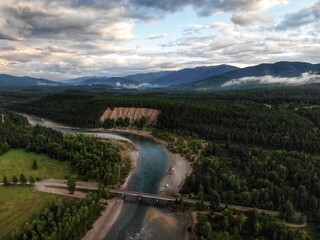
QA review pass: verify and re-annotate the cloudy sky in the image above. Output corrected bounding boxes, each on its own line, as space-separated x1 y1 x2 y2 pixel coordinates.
0 0 319 80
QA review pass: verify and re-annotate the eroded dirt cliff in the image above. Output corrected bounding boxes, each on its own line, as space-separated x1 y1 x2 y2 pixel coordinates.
100 107 161 124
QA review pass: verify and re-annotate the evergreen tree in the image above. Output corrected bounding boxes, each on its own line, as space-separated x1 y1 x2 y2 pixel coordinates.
32 160 38 169
3 176 8 186
20 174 27 184
67 177 76 194
13 175 18 184
279 201 295 222
29 176 35 184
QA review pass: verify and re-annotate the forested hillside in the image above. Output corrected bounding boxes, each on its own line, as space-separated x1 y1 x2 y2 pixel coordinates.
12 88 320 153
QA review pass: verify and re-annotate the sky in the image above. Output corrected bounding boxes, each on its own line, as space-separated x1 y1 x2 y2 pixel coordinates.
0 0 319 80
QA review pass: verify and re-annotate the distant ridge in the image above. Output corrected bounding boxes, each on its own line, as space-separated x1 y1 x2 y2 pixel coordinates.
150 64 239 86
0 74 60 87
173 61 320 90
1 61 319 91
80 77 138 87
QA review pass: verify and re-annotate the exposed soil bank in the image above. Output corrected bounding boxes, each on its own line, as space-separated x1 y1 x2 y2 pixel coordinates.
100 107 161 125
158 152 192 196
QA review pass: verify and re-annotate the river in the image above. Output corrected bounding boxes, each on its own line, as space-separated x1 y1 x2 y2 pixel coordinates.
22 114 190 240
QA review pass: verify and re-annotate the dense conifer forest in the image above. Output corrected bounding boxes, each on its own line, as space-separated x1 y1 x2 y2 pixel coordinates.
0 111 129 185
12 193 103 240
196 209 307 240
11 88 320 153
4 87 320 238
0 110 130 239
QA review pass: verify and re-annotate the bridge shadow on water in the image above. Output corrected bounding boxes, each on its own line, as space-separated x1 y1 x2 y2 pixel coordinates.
118 195 173 208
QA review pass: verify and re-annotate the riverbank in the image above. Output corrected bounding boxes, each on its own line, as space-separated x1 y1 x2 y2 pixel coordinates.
82 198 124 240
110 129 193 240
83 129 192 239
21 114 192 240
111 129 192 195
159 152 192 196
82 141 139 240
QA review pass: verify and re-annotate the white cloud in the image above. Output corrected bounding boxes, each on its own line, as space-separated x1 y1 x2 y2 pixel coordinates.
222 72 320 87
147 33 173 40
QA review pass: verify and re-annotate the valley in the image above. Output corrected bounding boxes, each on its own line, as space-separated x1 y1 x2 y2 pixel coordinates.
1 87 319 239
1 1 320 239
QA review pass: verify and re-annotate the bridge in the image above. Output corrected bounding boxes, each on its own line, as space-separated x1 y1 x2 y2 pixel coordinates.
6 179 305 226
39 180 205 206
36 180 303 222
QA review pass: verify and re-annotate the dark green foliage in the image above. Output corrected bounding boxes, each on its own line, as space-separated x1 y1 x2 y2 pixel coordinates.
11 94 103 127
29 176 35 184
12 175 18 184
67 176 76 194
196 210 307 240
208 189 221 211
3 176 8 185
279 201 295 222
31 160 38 169
12 91 320 153
97 183 112 199
6 89 320 238
0 111 128 186
11 193 104 240
0 142 10 155
202 141 216 157
19 174 27 184
123 117 130 127
183 144 320 215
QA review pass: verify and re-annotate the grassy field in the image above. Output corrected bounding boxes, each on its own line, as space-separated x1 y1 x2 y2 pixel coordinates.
0 186 63 239
0 149 72 182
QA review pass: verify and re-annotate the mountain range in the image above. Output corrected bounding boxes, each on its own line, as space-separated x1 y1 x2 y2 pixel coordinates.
175 61 320 91
0 74 60 87
0 62 319 91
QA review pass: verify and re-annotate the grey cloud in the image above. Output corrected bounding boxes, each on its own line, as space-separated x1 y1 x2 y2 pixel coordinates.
231 13 273 26
276 1 320 30
0 0 284 42
0 32 19 41
6 5 98 39
129 0 280 16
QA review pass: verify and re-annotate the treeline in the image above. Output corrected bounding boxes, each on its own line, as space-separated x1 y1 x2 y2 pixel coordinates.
202 86 320 106
0 111 130 185
11 91 320 153
196 209 307 240
102 116 149 129
12 193 103 240
183 143 320 221
3 174 36 185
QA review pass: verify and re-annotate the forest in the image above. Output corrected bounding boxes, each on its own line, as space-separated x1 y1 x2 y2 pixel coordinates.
195 209 307 240
0 110 130 239
183 142 320 222
4 87 320 238
11 193 103 240
0 110 130 185
10 89 320 154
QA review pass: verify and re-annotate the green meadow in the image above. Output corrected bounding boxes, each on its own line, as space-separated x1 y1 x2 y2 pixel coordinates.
0 149 72 182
